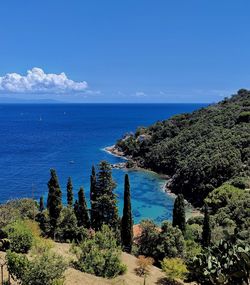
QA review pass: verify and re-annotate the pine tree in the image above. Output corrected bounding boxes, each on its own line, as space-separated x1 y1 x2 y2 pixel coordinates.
202 204 211 248
39 196 45 212
94 161 119 231
67 177 73 207
76 187 90 228
172 194 186 234
90 166 97 228
47 169 62 237
121 174 133 253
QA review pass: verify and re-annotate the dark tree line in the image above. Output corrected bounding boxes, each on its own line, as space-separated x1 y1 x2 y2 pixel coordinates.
42 161 133 251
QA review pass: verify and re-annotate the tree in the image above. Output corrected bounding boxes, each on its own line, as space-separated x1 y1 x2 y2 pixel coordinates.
47 169 62 237
172 194 186 234
66 177 73 207
76 187 90 228
121 174 133 253
90 165 97 228
74 225 126 278
94 161 119 231
39 196 44 212
55 207 79 242
202 204 211 248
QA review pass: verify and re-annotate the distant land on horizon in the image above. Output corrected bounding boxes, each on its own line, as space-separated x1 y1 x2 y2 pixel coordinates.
0 97 214 105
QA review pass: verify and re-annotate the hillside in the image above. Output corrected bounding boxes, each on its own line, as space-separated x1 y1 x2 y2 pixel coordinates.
116 89 250 206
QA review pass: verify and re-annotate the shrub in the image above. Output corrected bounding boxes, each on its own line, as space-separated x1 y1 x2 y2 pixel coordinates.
184 224 202 243
74 225 126 278
161 258 188 281
137 220 185 264
135 255 154 277
188 240 250 285
0 199 38 228
4 220 33 253
184 239 201 263
6 250 67 285
55 207 79 242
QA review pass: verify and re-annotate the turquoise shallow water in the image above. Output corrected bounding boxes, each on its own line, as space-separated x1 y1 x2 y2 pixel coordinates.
0 103 206 223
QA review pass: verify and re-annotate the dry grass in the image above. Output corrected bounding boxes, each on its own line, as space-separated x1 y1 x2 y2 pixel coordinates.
1 241 197 285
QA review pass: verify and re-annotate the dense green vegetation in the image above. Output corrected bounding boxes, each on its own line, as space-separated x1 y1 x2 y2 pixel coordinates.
116 89 250 206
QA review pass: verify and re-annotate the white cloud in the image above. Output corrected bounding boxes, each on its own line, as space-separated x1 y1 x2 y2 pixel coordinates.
135 91 146 97
0 67 88 94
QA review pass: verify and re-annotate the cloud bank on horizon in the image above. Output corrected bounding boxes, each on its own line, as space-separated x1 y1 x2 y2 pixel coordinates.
0 68 88 94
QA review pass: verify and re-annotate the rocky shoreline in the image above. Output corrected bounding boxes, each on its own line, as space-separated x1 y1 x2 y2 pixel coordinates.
104 144 202 218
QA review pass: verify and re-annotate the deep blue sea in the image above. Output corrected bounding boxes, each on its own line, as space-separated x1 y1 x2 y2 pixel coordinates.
0 103 206 223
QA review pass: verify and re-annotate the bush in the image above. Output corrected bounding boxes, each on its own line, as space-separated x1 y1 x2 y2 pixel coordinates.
184 224 202 243
4 220 33 253
188 240 250 285
55 207 79 242
74 225 126 278
0 199 38 228
161 258 188 281
184 239 201 263
135 255 154 277
137 220 185 264
6 250 67 285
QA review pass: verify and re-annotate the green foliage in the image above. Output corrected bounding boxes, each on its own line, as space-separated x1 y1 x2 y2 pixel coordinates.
0 198 38 228
92 161 119 231
90 165 97 228
137 220 159 258
7 250 67 285
205 184 250 244
184 224 202 243
66 177 74 206
158 221 185 260
76 187 90 228
161 258 188 281
188 240 250 285
202 204 211 248
205 184 246 214
36 209 51 237
137 220 184 264
47 169 62 237
172 194 186 234
121 174 133 253
39 196 45 212
55 206 79 242
74 225 126 278
4 220 33 253
116 90 250 206
184 239 202 263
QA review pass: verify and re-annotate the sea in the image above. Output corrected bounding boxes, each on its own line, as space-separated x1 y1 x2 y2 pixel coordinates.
0 103 206 223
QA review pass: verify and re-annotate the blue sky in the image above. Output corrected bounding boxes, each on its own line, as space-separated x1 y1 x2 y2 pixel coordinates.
0 0 249 103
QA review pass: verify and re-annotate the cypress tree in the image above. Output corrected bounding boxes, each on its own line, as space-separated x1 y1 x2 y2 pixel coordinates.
95 161 119 231
121 174 133 253
77 187 90 228
90 166 97 228
67 177 74 207
74 199 79 218
47 169 62 237
39 196 44 212
202 204 211 248
172 194 186 234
